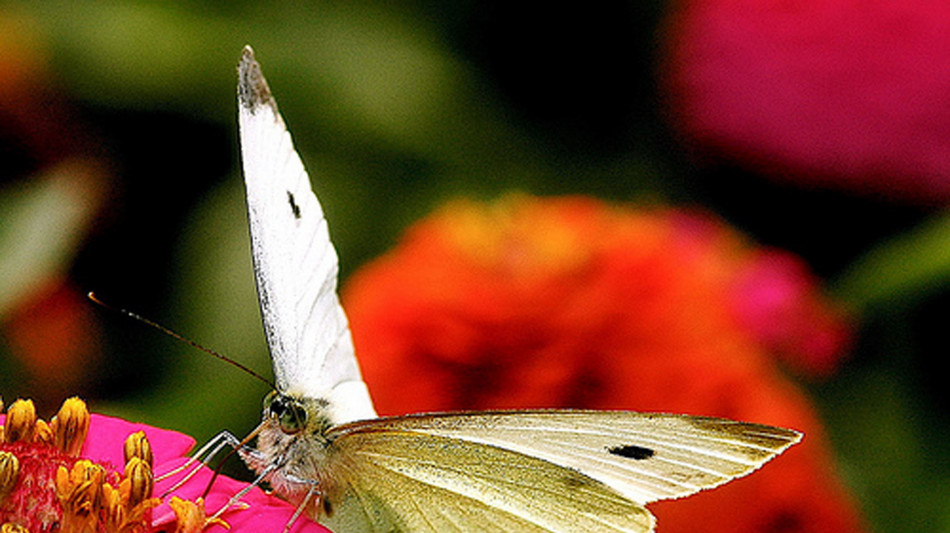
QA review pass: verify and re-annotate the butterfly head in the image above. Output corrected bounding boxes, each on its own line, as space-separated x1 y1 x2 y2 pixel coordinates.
261 391 334 437
254 391 336 497
249 391 338 518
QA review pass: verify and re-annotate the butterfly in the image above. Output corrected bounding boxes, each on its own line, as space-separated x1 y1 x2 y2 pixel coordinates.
230 45 802 532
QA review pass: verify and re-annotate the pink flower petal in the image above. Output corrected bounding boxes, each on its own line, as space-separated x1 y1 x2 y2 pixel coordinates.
729 251 852 376
153 458 329 533
78 414 196 469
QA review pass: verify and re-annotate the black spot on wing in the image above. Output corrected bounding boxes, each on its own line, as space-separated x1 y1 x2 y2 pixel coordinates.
287 191 301 219
608 444 655 460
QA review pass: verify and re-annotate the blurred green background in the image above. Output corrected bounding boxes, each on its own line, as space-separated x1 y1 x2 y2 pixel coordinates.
0 2 948 531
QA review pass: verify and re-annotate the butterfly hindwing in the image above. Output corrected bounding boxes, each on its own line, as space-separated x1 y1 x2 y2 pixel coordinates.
326 410 801 515
322 426 656 533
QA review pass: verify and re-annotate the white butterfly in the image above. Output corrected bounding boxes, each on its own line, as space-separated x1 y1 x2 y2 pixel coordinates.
228 45 801 533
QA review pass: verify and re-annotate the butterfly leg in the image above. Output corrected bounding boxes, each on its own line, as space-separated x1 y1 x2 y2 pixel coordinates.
157 430 265 497
208 461 279 520
282 482 319 533
278 473 322 532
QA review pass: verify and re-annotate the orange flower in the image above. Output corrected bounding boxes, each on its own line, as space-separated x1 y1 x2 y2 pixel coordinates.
4 281 102 402
343 194 866 533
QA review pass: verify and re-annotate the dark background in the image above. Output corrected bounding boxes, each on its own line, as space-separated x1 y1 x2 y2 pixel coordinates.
0 2 947 531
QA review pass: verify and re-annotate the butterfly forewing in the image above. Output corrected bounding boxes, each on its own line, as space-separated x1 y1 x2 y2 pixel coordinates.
330 411 802 506
237 47 374 423
323 429 655 533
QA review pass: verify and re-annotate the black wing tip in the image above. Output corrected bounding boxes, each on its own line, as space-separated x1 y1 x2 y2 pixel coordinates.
238 45 277 113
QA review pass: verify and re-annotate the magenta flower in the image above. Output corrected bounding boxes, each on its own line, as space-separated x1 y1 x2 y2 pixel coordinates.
0 397 329 533
666 209 852 377
728 249 853 377
663 0 950 203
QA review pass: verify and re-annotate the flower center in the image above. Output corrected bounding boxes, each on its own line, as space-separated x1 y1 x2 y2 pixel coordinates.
0 398 160 533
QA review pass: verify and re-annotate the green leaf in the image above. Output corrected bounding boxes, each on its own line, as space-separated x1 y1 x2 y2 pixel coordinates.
833 210 950 310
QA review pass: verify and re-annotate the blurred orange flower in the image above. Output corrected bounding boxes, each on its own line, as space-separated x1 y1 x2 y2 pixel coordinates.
343 194 865 533
4 280 101 401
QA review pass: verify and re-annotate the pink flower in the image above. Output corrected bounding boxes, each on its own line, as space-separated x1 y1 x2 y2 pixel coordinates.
728 249 853 377
662 0 950 203
0 397 328 533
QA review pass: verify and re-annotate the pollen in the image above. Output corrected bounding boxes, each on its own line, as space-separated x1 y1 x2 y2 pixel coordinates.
33 421 54 447
121 458 154 510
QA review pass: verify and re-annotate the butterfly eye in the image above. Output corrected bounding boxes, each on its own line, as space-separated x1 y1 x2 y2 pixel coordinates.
278 403 307 434
263 392 307 434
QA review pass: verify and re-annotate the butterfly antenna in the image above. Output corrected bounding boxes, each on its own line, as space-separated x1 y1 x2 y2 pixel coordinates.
87 292 276 389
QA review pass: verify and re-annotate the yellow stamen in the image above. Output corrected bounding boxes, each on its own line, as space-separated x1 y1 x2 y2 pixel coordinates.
33 420 53 446
82 461 107 510
4 400 36 443
123 458 153 510
104 476 160 533
123 431 153 468
101 483 125 532
50 397 90 457
1 397 189 533
169 497 230 533
0 451 20 500
55 459 108 532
